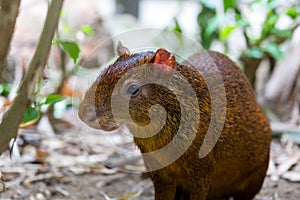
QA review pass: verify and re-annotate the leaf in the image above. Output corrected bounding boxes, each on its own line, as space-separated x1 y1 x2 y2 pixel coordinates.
261 11 279 40
204 16 219 38
59 41 80 63
0 83 12 97
173 18 182 33
269 28 292 38
244 47 264 59
223 0 237 11
263 43 284 59
52 37 59 46
22 107 40 124
197 5 217 49
286 8 298 19
61 22 72 34
80 24 94 36
220 25 237 42
44 94 65 105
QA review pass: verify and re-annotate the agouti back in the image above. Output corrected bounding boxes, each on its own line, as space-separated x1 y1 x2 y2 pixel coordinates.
78 42 271 200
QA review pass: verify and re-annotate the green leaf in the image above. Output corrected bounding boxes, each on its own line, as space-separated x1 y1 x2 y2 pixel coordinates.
0 83 12 97
263 43 284 59
267 14 280 27
44 94 65 105
59 41 80 63
223 0 237 11
52 37 59 46
244 47 264 59
61 22 72 34
204 16 219 39
269 28 292 38
286 9 298 19
261 11 279 40
80 24 94 36
220 26 237 42
197 5 217 49
173 18 183 33
23 107 39 123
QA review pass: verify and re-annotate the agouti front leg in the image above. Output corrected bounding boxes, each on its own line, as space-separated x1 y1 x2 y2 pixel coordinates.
189 173 211 200
149 171 177 200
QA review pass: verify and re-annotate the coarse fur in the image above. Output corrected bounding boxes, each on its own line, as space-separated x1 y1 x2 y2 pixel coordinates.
79 46 271 200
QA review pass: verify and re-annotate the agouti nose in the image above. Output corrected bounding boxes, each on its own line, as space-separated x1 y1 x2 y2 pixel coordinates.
78 103 97 123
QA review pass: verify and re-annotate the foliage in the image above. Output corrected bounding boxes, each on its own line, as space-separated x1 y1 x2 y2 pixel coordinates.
53 22 93 64
21 94 65 126
176 0 300 86
195 0 299 56
54 39 80 63
0 83 12 97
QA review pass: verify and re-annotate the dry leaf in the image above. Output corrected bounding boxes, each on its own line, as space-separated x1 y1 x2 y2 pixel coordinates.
281 171 300 182
118 189 143 200
35 148 50 163
277 154 299 175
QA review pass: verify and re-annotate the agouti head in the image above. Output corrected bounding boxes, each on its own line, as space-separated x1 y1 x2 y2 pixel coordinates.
79 42 187 134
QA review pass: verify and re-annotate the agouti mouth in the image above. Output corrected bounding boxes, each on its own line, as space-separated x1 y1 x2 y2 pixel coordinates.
87 116 97 122
82 110 119 131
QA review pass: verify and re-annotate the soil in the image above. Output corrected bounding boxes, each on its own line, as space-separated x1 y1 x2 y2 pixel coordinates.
0 111 300 200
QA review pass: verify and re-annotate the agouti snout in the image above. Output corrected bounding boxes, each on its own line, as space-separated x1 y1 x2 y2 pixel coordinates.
79 42 271 200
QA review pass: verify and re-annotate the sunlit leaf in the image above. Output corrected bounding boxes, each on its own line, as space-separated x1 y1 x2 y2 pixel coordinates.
286 8 298 19
220 26 237 41
59 40 80 63
261 11 279 40
80 24 94 36
267 14 279 27
61 22 72 34
223 0 237 11
44 94 65 105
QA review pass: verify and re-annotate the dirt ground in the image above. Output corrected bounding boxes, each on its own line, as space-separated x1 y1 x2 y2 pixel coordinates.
1 110 300 200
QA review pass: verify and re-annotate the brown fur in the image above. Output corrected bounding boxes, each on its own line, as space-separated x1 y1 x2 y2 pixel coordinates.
79 49 271 200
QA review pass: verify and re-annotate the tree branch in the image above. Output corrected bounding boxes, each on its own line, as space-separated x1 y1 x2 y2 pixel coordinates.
0 0 21 80
0 0 64 153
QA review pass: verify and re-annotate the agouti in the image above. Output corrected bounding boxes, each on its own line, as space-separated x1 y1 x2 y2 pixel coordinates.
78 42 271 200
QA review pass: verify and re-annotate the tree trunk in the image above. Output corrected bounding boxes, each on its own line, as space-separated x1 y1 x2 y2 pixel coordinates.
0 0 64 153
0 0 21 82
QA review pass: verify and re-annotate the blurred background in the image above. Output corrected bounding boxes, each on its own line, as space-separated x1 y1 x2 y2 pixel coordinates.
0 0 300 199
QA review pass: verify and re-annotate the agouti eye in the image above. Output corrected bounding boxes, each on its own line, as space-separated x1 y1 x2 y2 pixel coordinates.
127 83 140 96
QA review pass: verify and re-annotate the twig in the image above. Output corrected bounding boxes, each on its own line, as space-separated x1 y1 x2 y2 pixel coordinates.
271 122 300 133
104 155 142 169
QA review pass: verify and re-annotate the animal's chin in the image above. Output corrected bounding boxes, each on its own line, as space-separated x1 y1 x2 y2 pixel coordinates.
99 123 119 131
84 119 118 131
78 108 119 131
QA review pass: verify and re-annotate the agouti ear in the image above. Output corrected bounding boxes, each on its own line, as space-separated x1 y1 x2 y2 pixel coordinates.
117 41 130 56
153 48 176 71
